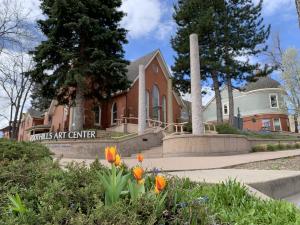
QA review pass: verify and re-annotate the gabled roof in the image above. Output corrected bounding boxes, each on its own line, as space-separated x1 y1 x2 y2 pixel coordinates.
126 49 158 82
243 77 280 92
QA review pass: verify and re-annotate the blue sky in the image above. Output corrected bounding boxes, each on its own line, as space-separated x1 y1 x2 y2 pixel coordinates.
122 0 300 67
0 0 300 130
23 0 300 71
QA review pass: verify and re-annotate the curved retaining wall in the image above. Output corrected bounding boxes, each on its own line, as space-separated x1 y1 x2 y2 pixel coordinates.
163 134 251 157
44 132 163 159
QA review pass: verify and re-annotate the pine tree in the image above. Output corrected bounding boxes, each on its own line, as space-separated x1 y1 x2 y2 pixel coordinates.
219 0 270 126
171 0 228 124
30 0 129 130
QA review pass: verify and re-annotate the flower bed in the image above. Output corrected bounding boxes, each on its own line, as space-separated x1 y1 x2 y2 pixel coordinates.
1 139 300 224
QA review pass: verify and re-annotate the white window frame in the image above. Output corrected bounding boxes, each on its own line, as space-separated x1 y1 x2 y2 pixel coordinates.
273 118 282 131
111 102 117 125
269 93 279 109
223 103 229 115
94 105 101 126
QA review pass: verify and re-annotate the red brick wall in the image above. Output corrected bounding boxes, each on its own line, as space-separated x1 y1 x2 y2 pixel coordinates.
243 114 290 132
18 116 44 141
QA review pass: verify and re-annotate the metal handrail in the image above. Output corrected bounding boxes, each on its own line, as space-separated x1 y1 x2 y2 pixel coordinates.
114 116 216 136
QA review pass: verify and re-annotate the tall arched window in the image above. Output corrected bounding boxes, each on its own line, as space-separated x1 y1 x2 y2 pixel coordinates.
152 85 160 121
146 91 150 119
93 105 101 126
111 102 117 125
162 96 167 124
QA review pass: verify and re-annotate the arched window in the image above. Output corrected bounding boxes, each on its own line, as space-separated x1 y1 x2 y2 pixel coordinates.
93 105 101 126
111 102 117 125
162 96 167 124
146 91 150 119
152 85 160 121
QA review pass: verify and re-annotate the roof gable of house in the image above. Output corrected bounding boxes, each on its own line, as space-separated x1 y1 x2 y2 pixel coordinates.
126 49 158 82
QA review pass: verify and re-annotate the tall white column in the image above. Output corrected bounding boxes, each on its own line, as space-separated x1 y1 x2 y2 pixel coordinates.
167 78 174 132
138 64 146 135
190 33 204 135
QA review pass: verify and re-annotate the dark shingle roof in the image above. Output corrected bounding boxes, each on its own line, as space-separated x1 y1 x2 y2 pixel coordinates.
243 77 280 92
126 49 158 82
27 108 44 119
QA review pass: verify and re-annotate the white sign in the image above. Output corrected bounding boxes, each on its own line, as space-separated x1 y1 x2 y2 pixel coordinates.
30 130 96 142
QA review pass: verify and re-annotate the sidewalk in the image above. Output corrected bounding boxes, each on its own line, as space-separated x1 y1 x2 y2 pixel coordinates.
59 149 300 171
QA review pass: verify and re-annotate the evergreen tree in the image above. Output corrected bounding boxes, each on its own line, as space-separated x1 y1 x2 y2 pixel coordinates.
30 0 129 130
219 0 270 126
31 83 53 112
172 0 228 124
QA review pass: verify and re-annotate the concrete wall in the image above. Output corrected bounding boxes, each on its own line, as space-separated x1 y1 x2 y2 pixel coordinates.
163 134 251 157
163 134 300 157
44 132 163 159
250 175 300 199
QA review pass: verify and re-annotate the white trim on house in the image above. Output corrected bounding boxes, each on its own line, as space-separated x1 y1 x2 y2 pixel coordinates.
269 93 279 109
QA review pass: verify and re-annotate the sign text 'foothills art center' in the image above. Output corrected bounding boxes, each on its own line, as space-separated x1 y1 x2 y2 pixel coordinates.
30 130 96 142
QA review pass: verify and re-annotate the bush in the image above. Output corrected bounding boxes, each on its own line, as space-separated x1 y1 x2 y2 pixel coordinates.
267 144 277 151
0 139 52 162
252 145 267 152
216 123 240 134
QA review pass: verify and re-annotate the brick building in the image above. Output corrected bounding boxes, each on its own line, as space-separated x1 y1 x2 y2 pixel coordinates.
18 50 184 141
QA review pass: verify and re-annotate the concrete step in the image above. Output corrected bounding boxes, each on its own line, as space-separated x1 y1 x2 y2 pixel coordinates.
131 146 163 158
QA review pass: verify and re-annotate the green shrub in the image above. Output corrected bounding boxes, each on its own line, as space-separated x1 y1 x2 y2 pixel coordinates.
216 123 240 134
0 139 51 162
252 145 267 152
295 142 300 149
266 144 276 151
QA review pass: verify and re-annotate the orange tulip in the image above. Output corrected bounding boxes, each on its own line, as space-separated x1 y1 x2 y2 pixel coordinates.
114 154 121 166
137 153 144 163
155 175 166 193
132 167 144 181
105 146 117 163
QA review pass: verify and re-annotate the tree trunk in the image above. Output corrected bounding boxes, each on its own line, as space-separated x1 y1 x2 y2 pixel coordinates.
227 76 234 126
294 114 299 133
212 71 223 124
71 85 84 131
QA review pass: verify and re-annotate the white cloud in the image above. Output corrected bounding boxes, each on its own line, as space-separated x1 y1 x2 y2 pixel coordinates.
253 0 294 16
120 0 174 40
181 87 214 106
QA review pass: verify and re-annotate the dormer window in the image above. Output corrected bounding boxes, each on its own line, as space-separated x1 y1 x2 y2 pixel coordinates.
269 94 278 108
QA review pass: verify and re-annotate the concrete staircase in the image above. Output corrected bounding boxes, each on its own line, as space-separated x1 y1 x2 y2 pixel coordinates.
131 145 163 158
